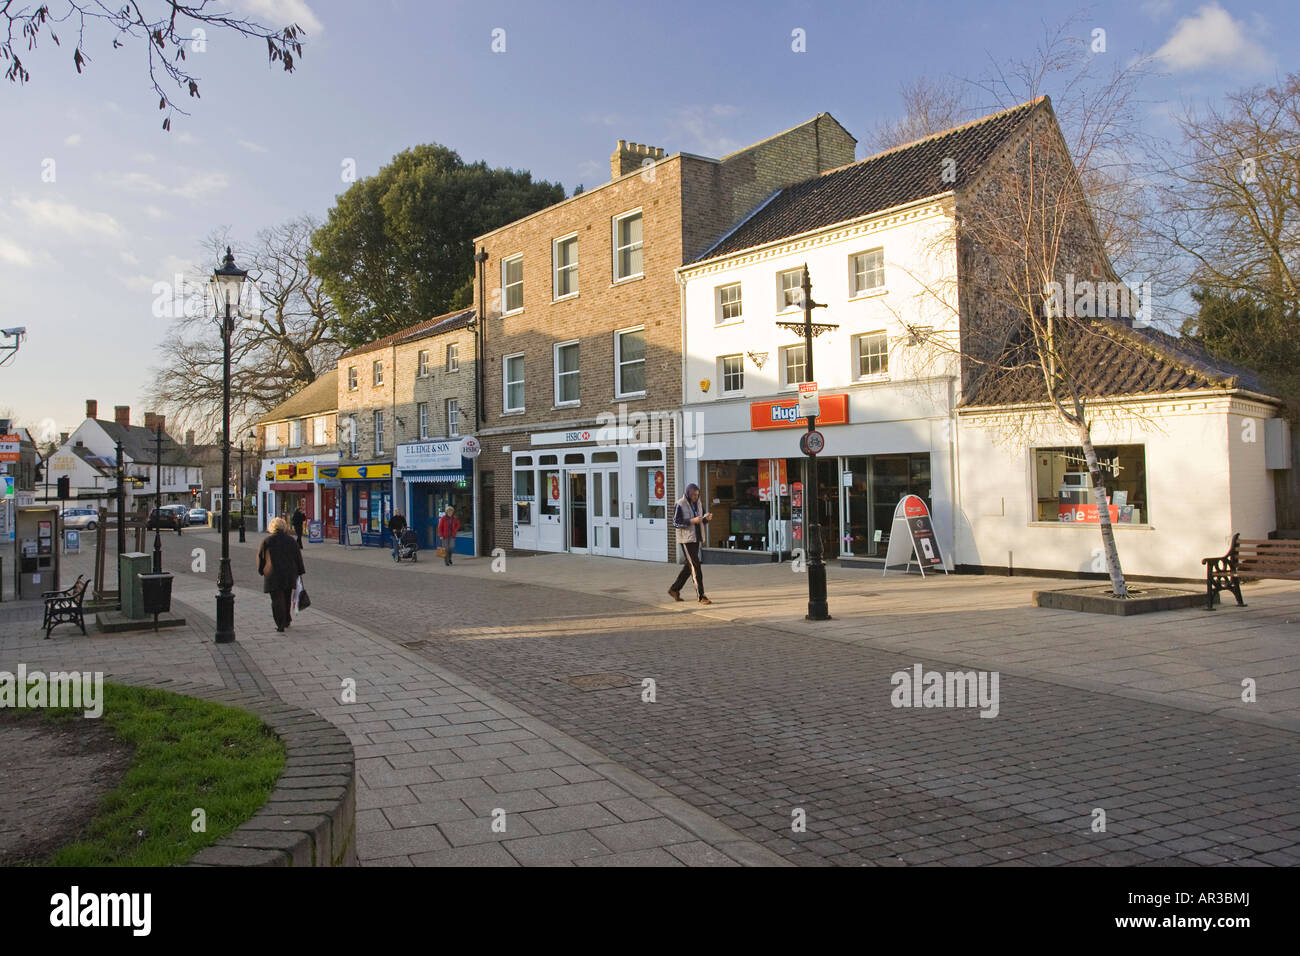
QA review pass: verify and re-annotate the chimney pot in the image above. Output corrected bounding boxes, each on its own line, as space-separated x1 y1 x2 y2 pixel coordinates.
86 399 98 420
186 429 195 448
114 405 130 427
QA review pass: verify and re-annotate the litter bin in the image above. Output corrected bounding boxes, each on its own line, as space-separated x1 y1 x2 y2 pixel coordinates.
138 571 173 630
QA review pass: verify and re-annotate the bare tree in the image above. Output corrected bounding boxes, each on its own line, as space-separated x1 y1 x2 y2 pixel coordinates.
872 76 973 151
145 215 341 441
2 0 305 129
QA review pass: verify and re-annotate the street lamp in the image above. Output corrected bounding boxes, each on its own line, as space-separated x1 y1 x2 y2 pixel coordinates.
238 429 254 543
210 247 248 644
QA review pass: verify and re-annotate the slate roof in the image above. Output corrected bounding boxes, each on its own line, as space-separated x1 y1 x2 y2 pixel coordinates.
961 319 1278 407
94 420 197 465
696 98 1044 262
337 308 476 361
71 443 116 475
256 368 339 425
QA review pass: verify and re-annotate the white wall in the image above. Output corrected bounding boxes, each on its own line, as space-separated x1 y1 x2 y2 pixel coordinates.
956 395 1281 579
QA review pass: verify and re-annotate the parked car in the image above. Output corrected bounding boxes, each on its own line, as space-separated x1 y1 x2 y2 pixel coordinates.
61 508 99 531
147 505 188 531
187 507 209 526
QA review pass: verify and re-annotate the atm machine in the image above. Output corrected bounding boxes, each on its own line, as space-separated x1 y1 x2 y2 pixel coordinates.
15 505 60 600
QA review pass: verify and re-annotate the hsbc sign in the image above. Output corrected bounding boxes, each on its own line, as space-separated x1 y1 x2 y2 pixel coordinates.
530 425 634 446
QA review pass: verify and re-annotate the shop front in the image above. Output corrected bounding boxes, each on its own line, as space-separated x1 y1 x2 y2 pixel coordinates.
510 425 669 562
268 461 315 525
336 463 394 547
682 389 953 565
396 439 477 556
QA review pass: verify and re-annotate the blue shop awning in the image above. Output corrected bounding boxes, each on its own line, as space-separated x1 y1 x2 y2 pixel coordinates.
403 471 468 484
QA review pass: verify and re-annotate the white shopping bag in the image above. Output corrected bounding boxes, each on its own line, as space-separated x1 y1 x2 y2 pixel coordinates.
291 576 303 614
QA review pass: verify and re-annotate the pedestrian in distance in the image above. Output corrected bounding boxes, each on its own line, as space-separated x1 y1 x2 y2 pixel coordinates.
669 483 712 605
291 506 306 549
388 511 407 559
257 516 305 632
437 505 460 566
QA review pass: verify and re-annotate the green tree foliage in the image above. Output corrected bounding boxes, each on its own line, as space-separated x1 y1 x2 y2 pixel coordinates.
312 145 564 346
1183 288 1300 407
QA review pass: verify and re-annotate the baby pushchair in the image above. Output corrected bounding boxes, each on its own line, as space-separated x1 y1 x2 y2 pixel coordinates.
393 529 419 562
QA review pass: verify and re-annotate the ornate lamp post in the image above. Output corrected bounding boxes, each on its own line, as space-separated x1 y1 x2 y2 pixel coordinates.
210 247 248 643
238 429 254 543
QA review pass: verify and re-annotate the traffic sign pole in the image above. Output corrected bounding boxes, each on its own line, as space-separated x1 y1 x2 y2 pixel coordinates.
799 266 831 621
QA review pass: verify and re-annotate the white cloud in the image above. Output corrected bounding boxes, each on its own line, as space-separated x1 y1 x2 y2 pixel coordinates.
240 0 323 33
120 250 140 266
144 205 166 220
64 133 82 147
1155 3 1275 72
0 238 34 267
12 196 123 240
238 139 269 153
1141 0 1174 18
668 104 743 157
175 131 200 145
101 169 228 200
174 171 229 200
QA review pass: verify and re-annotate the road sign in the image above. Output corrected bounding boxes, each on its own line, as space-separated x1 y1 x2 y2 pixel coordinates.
799 430 825 456
0 434 19 462
797 382 820 419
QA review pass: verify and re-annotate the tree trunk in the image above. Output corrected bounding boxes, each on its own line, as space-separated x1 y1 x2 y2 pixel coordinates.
1077 424 1128 597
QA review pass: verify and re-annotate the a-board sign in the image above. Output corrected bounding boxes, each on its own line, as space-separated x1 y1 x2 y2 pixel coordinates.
882 494 948 578
307 519 323 544
63 529 80 553
346 523 362 546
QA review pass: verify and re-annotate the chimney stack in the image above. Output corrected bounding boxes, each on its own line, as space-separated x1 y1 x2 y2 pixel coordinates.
611 140 665 179
186 429 195 448
60 432 70 445
114 405 130 427
86 399 98 420
144 412 157 431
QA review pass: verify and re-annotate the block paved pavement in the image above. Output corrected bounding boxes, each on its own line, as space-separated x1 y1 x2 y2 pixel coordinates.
0 537 787 867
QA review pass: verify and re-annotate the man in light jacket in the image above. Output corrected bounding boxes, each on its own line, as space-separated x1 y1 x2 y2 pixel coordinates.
669 483 711 605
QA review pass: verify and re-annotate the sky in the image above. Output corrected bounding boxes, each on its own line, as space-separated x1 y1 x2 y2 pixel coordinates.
0 0 1293 441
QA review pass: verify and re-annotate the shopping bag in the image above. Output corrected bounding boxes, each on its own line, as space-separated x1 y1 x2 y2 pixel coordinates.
435 547 447 558
291 576 303 614
297 585 311 611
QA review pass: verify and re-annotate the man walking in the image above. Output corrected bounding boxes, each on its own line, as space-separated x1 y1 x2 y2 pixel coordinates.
669 483 711 605
388 511 407 559
291 506 306 549
437 505 460 566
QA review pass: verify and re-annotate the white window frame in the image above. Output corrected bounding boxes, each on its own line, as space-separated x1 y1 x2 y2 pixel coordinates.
719 354 744 394
373 360 384 386
502 254 524 314
374 410 385 455
347 416 358 458
313 416 328 446
777 269 805 312
855 331 889 378
850 248 886 297
417 350 431 377
290 420 304 448
417 402 429 439
553 233 579 300
554 340 581 406
347 366 357 391
264 425 279 450
614 325 646 398
447 398 460 437
612 209 644 282
717 282 743 324
781 343 808 388
446 342 459 372
503 352 526 413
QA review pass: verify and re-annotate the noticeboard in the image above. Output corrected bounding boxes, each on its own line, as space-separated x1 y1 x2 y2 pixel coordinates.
64 529 80 553
307 519 323 544
882 494 948 578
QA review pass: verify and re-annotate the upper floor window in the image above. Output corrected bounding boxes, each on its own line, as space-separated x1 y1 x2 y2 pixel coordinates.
613 210 643 281
264 425 279 450
417 402 429 439
851 248 885 296
374 411 385 455
313 416 329 446
781 343 808 386
346 417 358 458
372 360 384 386
502 254 524 313
289 420 304 448
554 234 578 299
347 366 358 391
555 341 580 405
503 353 525 413
447 398 460 437
615 326 645 396
717 283 742 323
720 354 744 394
418 350 431 377
446 342 459 372
856 331 888 377
779 269 804 311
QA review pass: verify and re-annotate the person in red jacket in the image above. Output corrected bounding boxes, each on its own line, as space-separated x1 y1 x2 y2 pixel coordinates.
437 505 461 566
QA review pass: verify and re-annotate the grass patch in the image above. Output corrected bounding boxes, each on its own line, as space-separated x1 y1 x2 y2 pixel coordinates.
31 683 285 866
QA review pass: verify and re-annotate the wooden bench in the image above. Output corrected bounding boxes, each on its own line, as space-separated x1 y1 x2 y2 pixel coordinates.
1202 534 1300 610
41 575 88 639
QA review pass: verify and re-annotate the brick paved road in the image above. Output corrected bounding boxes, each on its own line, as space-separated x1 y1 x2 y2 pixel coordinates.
214 538 1300 867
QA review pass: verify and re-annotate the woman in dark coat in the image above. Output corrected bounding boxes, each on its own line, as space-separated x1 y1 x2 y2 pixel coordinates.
258 516 305 632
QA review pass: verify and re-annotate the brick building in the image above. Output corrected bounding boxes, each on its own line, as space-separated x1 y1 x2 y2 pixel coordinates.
473 115 857 562
334 309 478 551
253 369 338 535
